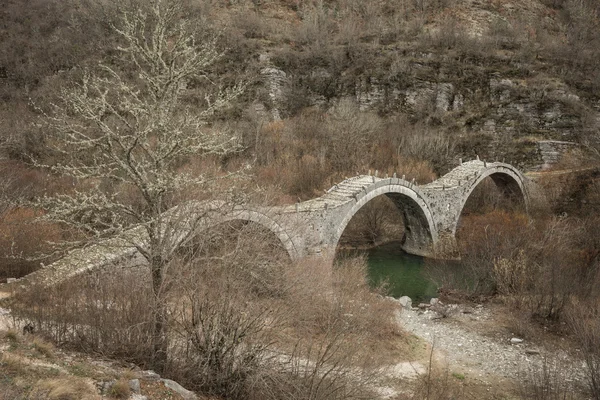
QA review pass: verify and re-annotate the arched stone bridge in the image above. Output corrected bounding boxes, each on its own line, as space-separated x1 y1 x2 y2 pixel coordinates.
16 160 530 287
241 159 530 260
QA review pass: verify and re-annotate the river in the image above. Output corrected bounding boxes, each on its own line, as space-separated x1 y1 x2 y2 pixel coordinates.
355 241 438 301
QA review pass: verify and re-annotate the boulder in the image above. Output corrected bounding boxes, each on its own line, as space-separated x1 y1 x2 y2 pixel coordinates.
128 394 148 400
398 296 412 309
162 379 197 400
140 370 161 381
129 379 141 394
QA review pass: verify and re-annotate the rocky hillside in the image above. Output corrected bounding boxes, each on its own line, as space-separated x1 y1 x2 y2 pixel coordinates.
246 0 600 170
1 0 598 174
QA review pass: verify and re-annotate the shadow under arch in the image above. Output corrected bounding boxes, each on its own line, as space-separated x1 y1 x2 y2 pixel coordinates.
332 182 438 257
453 165 530 236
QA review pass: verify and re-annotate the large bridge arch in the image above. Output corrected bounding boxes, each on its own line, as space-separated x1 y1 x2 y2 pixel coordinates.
332 180 439 257
453 163 530 235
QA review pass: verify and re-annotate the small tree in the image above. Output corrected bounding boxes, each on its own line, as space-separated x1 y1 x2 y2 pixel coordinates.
36 0 245 369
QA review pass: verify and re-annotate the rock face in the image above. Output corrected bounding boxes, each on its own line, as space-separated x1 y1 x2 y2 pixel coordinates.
265 49 598 170
260 66 287 120
537 140 577 170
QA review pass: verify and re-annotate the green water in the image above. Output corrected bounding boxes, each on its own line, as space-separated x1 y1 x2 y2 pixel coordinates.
365 242 438 301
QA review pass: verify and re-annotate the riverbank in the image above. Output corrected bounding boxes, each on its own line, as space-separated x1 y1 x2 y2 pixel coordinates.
396 299 589 399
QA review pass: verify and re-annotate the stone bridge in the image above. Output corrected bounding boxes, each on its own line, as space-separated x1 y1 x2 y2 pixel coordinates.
243 159 530 260
15 160 530 287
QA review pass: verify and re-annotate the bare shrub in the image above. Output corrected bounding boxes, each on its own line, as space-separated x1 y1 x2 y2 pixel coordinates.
493 250 530 297
12 218 397 400
10 269 156 361
395 157 438 184
0 207 66 281
108 379 131 399
520 356 576 400
233 10 270 39
326 99 385 173
427 211 530 296
429 211 592 322
397 124 455 175
284 256 399 344
567 300 600 399
407 346 465 400
264 331 379 400
167 236 280 399
294 0 336 48
33 336 55 359
460 177 523 216
289 155 331 199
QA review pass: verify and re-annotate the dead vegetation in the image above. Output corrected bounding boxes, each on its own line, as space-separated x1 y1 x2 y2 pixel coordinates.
6 221 404 400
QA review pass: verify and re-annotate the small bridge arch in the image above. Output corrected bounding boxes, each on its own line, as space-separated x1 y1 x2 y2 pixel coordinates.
210 209 301 261
452 163 530 235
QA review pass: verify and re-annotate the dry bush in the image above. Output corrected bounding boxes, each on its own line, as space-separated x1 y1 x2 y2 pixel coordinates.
29 377 100 400
519 357 576 400
460 176 523 216
429 210 594 322
395 157 438 184
3 328 20 342
325 99 385 173
427 210 530 296
396 124 455 175
166 227 283 399
288 155 331 199
567 300 600 399
233 10 271 39
12 219 397 400
293 1 337 48
1 353 29 375
108 379 131 399
166 226 393 399
11 269 156 361
284 256 399 345
0 385 26 400
493 250 530 297
403 348 465 400
0 207 66 281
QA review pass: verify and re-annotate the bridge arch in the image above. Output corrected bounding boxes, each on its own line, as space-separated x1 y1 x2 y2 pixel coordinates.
215 209 300 261
332 179 438 257
453 163 530 235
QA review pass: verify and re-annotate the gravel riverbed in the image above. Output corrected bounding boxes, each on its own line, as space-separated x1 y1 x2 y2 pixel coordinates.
397 302 588 389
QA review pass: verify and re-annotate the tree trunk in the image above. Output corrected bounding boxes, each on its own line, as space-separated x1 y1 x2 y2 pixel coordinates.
151 254 168 372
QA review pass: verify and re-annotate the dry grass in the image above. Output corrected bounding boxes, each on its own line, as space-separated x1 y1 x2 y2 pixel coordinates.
108 379 131 399
30 377 100 400
2 328 20 342
33 336 55 359
1 352 29 375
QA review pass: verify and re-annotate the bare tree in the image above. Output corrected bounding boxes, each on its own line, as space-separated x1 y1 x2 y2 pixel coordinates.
35 0 245 370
